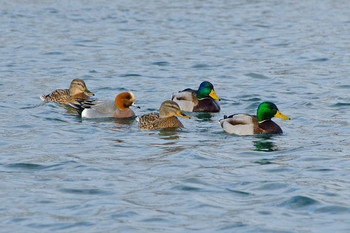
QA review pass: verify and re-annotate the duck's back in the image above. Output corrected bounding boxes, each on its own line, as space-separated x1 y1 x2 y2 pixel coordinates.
171 89 197 112
219 114 257 135
138 113 183 130
40 89 69 103
41 89 90 104
138 113 160 130
75 100 116 118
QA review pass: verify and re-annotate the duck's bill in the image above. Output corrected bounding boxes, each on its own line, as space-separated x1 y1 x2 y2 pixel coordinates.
132 103 141 109
177 111 190 119
274 111 290 120
84 89 95 96
209 90 220 101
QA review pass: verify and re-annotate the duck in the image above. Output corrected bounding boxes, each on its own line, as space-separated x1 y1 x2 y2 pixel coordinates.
40 78 94 104
219 102 290 135
69 92 136 118
137 100 190 130
171 81 220 112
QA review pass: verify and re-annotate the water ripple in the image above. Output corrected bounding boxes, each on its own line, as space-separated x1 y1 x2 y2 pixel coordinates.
59 188 112 195
279 195 319 209
315 206 350 214
2 0 350 232
226 188 252 196
5 163 60 171
152 61 170 66
244 73 271 79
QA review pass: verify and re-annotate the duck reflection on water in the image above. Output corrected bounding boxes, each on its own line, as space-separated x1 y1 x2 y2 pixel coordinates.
253 135 279 152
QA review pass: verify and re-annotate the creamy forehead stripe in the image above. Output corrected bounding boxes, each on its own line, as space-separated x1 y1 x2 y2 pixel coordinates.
129 92 135 100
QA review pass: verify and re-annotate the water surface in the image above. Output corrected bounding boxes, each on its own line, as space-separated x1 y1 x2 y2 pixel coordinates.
1 0 350 232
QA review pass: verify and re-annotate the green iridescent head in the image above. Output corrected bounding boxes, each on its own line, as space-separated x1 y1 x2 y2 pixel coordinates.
196 81 220 100
257 102 290 122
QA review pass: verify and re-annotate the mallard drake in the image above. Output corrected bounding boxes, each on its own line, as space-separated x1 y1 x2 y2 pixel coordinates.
69 92 136 118
171 81 220 112
40 79 94 104
137 100 190 130
219 102 290 135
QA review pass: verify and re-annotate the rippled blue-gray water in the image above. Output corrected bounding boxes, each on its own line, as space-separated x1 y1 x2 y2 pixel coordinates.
1 0 350 232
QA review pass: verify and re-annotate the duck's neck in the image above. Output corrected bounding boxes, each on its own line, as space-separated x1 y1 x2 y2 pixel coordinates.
196 91 208 100
69 89 80 96
257 110 273 122
258 119 269 123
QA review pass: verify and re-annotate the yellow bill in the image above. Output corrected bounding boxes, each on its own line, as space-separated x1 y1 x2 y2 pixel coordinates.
177 111 190 119
274 110 290 120
84 88 95 96
209 89 220 101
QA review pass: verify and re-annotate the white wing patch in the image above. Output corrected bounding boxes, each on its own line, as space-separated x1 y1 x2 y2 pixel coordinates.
171 91 195 112
219 114 255 135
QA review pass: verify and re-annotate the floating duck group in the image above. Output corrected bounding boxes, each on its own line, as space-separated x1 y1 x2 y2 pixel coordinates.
41 79 290 134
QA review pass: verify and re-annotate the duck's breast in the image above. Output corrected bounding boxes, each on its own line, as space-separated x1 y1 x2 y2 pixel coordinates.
114 108 135 118
194 99 220 112
258 120 283 134
156 116 184 129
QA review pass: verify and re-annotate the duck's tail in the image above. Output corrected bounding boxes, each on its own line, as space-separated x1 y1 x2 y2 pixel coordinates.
40 95 49 102
69 101 84 115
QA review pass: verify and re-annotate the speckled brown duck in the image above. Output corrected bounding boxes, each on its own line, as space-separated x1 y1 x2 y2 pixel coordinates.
40 78 94 104
137 100 190 130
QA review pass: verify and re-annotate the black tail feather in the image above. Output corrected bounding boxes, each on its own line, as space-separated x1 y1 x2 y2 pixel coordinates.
69 102 84 115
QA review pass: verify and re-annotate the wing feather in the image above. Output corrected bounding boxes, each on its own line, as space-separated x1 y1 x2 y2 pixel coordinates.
219 114 256 135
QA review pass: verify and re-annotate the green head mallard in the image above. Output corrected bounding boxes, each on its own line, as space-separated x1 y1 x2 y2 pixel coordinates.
219 102 290 135
197 81 220 100
171 81 220 112
257 102 290 122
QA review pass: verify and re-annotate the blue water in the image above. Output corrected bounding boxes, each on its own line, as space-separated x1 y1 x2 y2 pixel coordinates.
1 0 350 232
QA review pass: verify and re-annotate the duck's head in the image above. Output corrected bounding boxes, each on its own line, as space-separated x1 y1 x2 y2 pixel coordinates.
115 92 135 109
159 100 190 119
69 79 94 96
197 81 220 101
257 102 290 122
